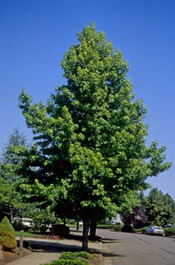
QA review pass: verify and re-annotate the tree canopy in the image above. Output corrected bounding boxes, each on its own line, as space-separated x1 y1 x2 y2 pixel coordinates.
18 23 171 250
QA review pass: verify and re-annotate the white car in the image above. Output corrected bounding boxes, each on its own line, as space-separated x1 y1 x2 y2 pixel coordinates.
12 217 34 228
144 226 165 236
79 220 83 226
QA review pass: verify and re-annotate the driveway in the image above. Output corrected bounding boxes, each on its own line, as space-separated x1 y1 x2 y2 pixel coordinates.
99 229 175 265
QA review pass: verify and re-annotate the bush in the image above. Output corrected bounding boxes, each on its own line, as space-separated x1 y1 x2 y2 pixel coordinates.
1 217 15 233
60 252 91 260
134 226 148 233
164 228 175 236
114 224 123 231
97 224 114 229
53 259 88 265
59 252 76 260
0 223 17 250
40 252 91 265
122 225 133 233
75 252 91 259
41 259 89 265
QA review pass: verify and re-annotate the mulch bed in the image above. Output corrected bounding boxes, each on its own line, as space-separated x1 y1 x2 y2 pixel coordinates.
89 253 102 265
2 248 31 264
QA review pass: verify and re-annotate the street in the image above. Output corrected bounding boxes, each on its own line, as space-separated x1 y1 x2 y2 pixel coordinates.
98 229 175 265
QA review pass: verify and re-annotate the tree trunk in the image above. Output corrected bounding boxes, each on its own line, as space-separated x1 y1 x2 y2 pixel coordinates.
76 219 79 231
82 219 89 251
90 219 96 240
51 224 54 236
10 209 13 222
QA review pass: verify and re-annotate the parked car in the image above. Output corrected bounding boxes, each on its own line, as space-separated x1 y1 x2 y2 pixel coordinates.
12 217 34 230
79 220 83 226
144 226 165 236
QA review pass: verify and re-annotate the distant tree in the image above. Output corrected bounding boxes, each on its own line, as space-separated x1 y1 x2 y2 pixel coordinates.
163 193 175 224
120 191 148 228
123 206 148 228
145 188 175 226
0 128 27 181
18 23 171 251
0 128 27 220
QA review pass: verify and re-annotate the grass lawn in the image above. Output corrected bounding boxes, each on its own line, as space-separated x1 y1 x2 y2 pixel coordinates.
15 231 36 238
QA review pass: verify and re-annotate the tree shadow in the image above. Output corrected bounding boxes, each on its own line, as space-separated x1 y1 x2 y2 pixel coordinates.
103 252 125 258
17 239 81 253
89 248 125 258
68 233 102 242
102 238 122 244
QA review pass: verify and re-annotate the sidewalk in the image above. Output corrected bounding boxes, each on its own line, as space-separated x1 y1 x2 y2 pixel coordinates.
8 252 60 265
8 234 102 265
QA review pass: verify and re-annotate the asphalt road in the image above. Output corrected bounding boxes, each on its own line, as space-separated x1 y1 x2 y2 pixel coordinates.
98 229 175 265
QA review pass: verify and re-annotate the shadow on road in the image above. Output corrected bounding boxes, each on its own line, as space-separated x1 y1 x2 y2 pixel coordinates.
103 252 125 258
102 238 122 244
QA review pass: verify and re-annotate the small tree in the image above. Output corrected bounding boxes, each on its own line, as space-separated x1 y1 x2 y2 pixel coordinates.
0 217 17 250
0 128 28 220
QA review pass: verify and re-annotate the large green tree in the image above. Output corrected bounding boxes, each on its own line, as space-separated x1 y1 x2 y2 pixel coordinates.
18 23 171 250
145 188 175 226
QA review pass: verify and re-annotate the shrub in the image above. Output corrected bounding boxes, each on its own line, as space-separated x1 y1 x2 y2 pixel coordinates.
134 226 149 233
114 224 123 231
60 252 91 260
164 228 175 236
122 225 133 233
1 217 15 233
40 252 91 265
52 259 89 265
41 259 89 265
76 252 91 259
59 252 76 260
0 224 17 250
97 224 114 229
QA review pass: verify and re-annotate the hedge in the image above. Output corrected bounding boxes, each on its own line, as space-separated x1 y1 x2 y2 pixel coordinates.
164 228 175 236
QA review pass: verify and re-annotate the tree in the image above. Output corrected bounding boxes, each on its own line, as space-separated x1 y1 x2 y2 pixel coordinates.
18 23 171 250
123 206 148 228
119 191 148 229
0 216 17 250
1 128 26 164
0 128 27 220
145 188 175 226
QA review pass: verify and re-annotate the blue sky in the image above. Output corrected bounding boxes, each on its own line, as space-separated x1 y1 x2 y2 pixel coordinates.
0 0 174 198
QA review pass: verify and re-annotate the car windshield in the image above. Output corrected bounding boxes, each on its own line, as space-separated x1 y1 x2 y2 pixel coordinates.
154 226 161 229
21 218 32 222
